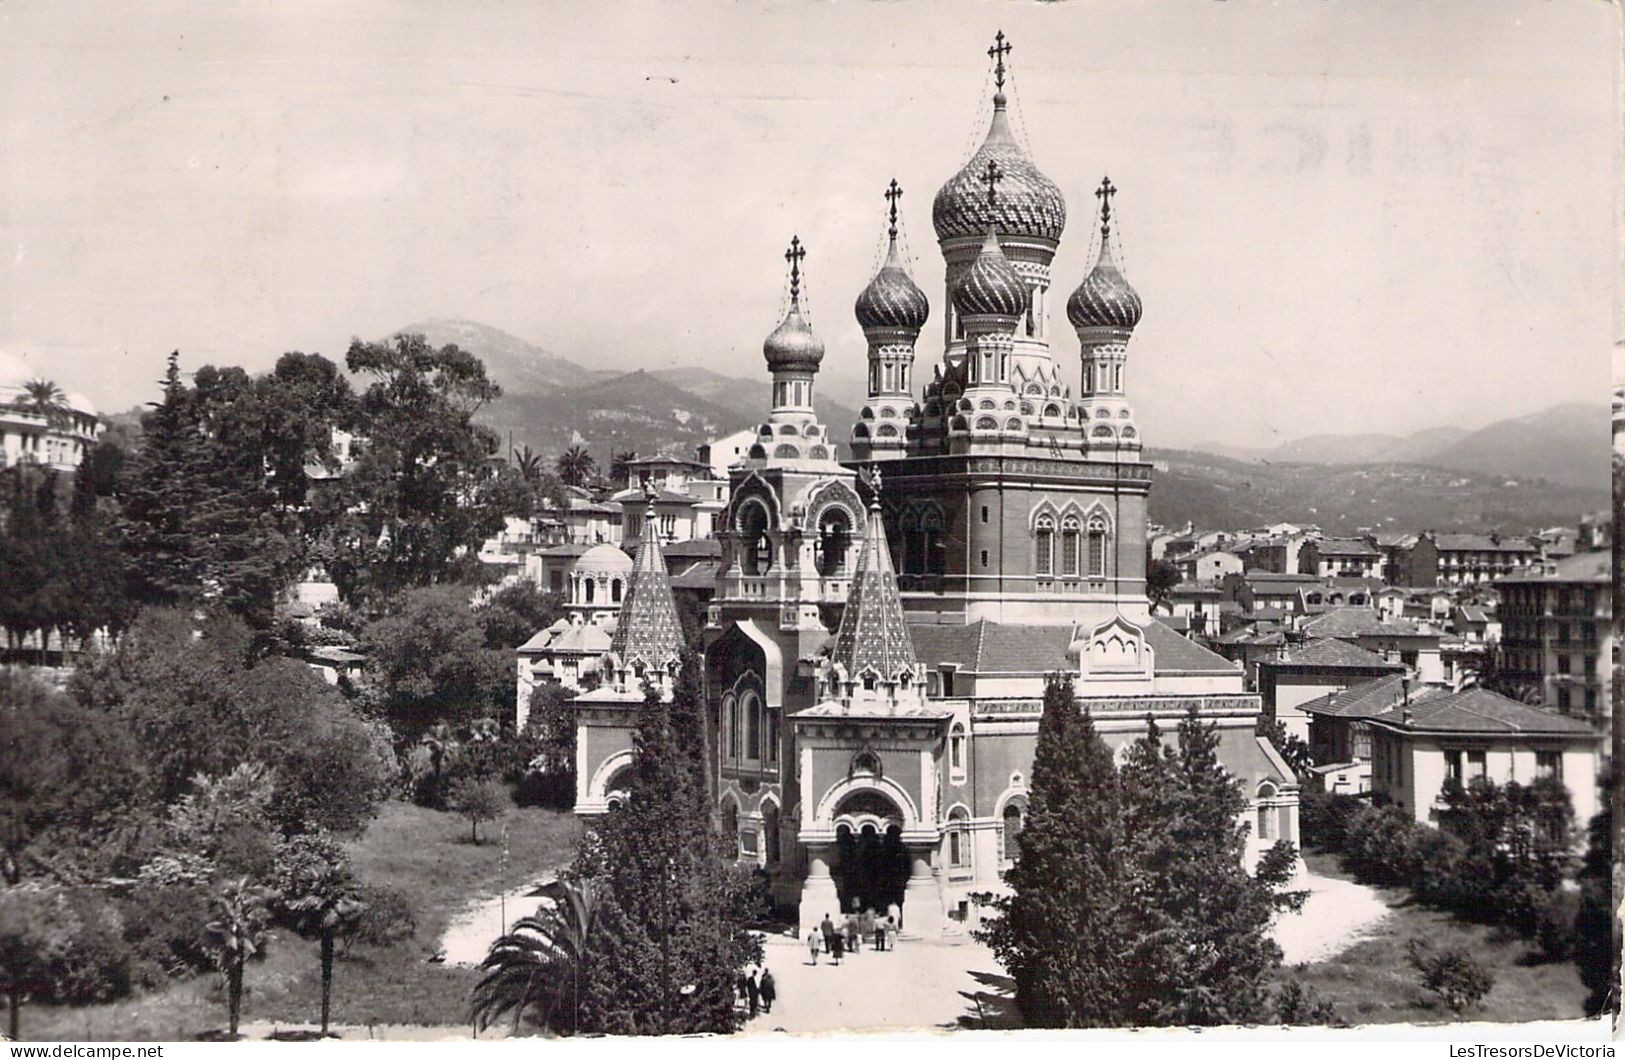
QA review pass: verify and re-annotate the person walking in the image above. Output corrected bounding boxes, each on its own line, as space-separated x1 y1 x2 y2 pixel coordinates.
830 931 845 965
845 913 860 954
873 917 887 951
745 970 760 1018
884 915 897 951
820 912 836 955
760 969 777 1014
807 929 821 965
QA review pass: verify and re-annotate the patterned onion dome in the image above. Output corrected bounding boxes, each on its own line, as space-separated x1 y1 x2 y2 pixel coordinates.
933 101 1066 243
1066 237 1142 330
854 241 929 331
952 228 1029 318
763 303 825 372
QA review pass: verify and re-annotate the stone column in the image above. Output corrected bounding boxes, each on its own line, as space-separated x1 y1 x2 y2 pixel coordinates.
901 844 943 937
798 843 840 936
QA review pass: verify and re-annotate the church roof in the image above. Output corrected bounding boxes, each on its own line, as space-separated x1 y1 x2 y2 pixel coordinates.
830 498 916 681
608 507 684 672
933 96 1065 243
904 618 1237 675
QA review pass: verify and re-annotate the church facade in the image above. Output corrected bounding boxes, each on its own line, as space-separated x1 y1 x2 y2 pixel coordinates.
570 37 1299 936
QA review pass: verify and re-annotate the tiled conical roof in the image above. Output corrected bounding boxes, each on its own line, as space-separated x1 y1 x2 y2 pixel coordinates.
1067 235 1142 330
609 506 684 673
831 495 917 682
933 98 1066 243
952 227 1028 318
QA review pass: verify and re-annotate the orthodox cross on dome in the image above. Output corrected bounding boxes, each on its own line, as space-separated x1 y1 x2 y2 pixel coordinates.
988 30 1012 93
884 179 903 239
981 159 1003 211
785 235 806 303
1095 175 1117 239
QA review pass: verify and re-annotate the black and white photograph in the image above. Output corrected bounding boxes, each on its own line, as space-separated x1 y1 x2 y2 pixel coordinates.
0 0 1618 1046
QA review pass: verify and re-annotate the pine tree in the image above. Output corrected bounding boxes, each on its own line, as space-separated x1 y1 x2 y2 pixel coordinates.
572 659 760 1035
975 675 1126 1027
1119 707 1291 1026
119 352 208 608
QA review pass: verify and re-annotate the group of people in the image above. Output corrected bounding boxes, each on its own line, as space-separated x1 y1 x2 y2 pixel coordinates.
808 905 899 965
736 966 776 1018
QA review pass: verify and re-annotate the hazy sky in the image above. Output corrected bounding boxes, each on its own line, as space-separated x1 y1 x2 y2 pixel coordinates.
1 1 1617 449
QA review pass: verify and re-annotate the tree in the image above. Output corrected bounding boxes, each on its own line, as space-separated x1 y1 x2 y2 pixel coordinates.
1574 796 1616 1016
975 676 1127 1028
449 777 507 844
470 878 601 1036
555 445 596 488
0 887 64 1040
609 450 638 490
1116 708 1299 1026
19 378 69 430
205 877 276 1039
1145 550 1180 613
571 660 761 1035
1459 643 1542 705
275 834 368 1036
512 445 544 483
523 683 578 809
359 586 514 738
476 579 563 651
1256 717 1313 778
322 334 529 602
118 352 211 610
1436 775 1574 931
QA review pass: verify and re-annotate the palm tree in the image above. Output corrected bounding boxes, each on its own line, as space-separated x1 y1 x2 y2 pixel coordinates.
206 878 277 1039
610 449 638 489
1461 643 1543 704
470 878 600 1037
555 445 596 488
279 838 368 1036
20 379 68 430
512 445 544 483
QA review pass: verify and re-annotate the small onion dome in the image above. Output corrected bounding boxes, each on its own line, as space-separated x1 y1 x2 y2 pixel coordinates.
763 303 825 373
952 228 1029 318
933 101 1066 243
1066 238 1142 330
854 241 930 331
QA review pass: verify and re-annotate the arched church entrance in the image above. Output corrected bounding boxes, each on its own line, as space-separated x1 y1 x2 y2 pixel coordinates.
831 791 910 916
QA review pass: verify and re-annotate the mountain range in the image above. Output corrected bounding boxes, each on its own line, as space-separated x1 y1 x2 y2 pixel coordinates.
389 318 1607 532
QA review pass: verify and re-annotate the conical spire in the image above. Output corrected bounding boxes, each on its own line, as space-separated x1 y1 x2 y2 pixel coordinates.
609 500 684 674
830 483 917 684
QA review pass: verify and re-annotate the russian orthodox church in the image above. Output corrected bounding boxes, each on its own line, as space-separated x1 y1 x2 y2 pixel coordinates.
570 34 1299 935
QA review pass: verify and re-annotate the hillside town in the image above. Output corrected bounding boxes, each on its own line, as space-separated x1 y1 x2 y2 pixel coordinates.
0 10 1617 1048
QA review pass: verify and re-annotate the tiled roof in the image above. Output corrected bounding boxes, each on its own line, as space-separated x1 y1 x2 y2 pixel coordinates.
1369 687 1599 736
518 620 613 655
1301 608 1432 640
669 560 721 589
1243 573 1323 583
831 501 917 681
663 538 722 559
609 513 684 672
1433 534 1538 553
1298 674 1445 719
1266 637 1405 671
1312 537 1382 558
906 618 1237 675
1498 551 1610 584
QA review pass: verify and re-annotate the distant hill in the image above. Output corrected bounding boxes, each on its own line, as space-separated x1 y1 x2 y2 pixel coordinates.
394 318 615 393
1258 403 1605 490
651 366 858 445
1146 448 1605 536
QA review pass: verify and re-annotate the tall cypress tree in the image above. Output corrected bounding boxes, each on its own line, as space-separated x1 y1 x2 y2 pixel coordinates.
119 352 208 608
975 675 1126 1027
573 660 760 1035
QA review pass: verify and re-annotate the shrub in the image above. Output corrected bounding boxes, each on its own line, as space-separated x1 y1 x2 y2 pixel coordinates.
343 884 417 954
1343 804 1424 885
1408 939 1495 1013
119 881 216 984
1297 789 1362 853
1531 889 1579 962
1275 979 1342 1026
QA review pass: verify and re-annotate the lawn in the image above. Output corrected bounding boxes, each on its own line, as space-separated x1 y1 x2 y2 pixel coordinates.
1275 852 1590 1027
21 802 582 1042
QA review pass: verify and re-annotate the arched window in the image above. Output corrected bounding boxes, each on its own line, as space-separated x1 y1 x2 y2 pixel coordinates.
611 578 623 603
765 706 779 765
763 801 781 866
949 723 967 781
815 507 853 577
721 694 736 759
1087 515 1109 578
920 508 945 575
947 808 971 869
1060 517 1081 577
738 502 771 575
1034 516 1054 577
743 691 761 761
1002 802 1025 861
584 577 596 603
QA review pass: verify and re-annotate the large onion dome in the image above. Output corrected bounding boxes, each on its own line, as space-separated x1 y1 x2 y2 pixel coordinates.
933 99 1066 243
764 236 825 372
952 228 1029 318
855 240 929 331
1067 232 1142 330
